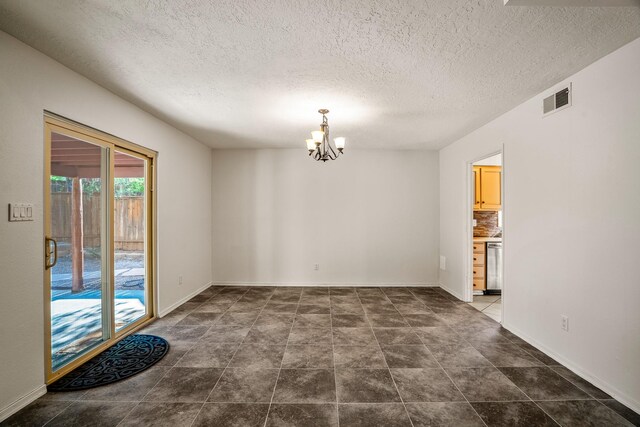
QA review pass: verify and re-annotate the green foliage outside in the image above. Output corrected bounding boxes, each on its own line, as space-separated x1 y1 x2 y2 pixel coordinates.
51 176 145 197
114 178 145 197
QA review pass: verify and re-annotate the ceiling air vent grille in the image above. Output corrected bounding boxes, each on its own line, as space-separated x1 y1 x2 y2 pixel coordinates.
543 83 571 116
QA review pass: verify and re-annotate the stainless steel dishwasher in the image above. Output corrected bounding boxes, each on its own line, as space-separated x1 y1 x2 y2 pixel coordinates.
486 242 503 295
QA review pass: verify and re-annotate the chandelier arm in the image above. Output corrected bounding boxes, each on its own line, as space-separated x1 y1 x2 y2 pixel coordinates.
323 129 338 160
326 140 338 159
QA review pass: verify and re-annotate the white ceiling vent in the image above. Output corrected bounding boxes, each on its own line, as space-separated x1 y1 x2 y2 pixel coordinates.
543 83 572 116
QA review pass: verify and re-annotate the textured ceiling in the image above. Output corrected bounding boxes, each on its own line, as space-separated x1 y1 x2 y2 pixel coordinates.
1 1 639 149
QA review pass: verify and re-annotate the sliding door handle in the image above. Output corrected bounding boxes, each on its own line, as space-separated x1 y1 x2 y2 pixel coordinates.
45 237 58 269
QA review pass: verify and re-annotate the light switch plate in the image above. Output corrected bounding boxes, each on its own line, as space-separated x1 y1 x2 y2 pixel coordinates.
8 203 34 222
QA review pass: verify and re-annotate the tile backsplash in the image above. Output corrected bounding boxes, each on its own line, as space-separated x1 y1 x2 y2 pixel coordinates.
474 210 502 237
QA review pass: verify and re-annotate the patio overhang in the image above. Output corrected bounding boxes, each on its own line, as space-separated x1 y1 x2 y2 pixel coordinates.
51 133 144 178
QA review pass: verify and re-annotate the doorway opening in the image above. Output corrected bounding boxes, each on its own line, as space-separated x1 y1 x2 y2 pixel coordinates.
467 151 503 323
44 114 156 382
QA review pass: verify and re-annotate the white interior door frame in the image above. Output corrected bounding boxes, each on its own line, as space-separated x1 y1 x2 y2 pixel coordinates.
465 147 505 324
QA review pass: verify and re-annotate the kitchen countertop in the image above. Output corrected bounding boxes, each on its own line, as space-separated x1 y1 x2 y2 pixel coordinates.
473 237 502 243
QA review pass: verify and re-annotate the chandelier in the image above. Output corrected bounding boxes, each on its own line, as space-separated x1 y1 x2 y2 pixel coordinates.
305 109 346 162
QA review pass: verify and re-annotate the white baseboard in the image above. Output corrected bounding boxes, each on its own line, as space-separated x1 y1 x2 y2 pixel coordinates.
502 321 640 415
158 281 212 317
438 283 466 301
0 385 47 423
212 281 439 288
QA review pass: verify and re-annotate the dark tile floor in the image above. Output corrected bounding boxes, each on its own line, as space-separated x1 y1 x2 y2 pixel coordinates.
3 286 639 426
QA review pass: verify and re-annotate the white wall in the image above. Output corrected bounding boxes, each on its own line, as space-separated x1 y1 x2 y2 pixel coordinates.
0 32 212 417
439 37 640 411
212 149 439 286
473 153 502 166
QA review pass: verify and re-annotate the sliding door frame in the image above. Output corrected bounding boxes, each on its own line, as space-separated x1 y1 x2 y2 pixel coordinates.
43 113 157 384
112 144 155 338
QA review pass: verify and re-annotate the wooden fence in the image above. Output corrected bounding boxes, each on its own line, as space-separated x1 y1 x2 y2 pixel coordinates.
51 193 144 251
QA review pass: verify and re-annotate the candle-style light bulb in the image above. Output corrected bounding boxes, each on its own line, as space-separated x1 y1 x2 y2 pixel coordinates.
311 130 324 146
306 139 315 151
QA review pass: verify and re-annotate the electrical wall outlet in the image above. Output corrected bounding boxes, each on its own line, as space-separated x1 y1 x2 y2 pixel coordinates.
439 256 446 270
561 315 569 332
179 275 183 285
314 264 320 271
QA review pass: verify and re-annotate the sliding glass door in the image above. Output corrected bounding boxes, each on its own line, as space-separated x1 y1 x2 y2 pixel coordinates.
46 130 110 372
113 149 150 331
44 115 155 382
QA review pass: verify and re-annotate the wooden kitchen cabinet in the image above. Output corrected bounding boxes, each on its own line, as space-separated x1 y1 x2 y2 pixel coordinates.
473 241 486 291
473 278 486 291
473 167 481 210
473 166 501 211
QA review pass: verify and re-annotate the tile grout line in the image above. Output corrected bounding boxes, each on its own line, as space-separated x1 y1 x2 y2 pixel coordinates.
186 286 261 427
329 288 340 427
420 287 563 426
436 288 609 424
183 287 248 425
172 285 243 427
478 298 502 323
405 287 490 427
482 298 501 313
43 397 607 405
262 290 301 427
462 297 559 368
30 286 628 426
455 296 584 424
599 399 640 425
50 285 227 427
171 286 246 367
407 289 492 425
194 287 573 426
359 287 415 427
474 358 563 425
120 287 229 425
40 400 74 427
548 368 609 401
113 361 179 427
